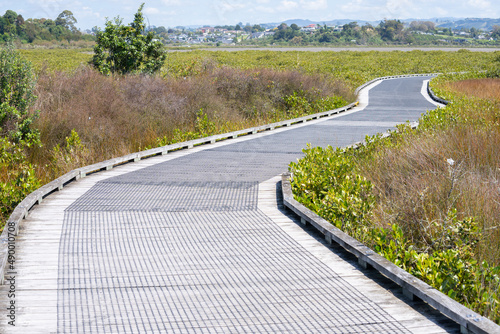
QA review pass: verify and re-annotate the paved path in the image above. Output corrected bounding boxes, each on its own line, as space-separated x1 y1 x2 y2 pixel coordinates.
1 77 460 333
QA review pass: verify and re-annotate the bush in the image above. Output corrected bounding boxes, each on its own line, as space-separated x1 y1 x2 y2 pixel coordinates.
0 45 39 143
0 45 40 230
91 3 166 75
289 145 375 238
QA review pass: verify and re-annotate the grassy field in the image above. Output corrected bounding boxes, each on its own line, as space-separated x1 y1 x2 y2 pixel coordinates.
20 48 498 84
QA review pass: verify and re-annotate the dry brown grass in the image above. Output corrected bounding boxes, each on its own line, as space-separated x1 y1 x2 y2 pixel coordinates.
364 126 500 263
31 65 353 183
358 78 500 265
446 78 500 101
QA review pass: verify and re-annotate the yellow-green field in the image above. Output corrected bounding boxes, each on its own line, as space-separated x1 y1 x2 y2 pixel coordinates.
20 48 498 88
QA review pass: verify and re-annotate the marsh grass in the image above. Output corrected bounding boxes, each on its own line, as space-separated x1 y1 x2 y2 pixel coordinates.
359 78 500 264
290 77 500 322
30 65 352 184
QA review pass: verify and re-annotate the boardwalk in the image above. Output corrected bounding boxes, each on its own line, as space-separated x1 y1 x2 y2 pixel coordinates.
1 77 461 333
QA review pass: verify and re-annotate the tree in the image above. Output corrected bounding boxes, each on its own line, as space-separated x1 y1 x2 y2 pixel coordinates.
470 27 479 38
2 10 17 36
410 21 436 33
378 19 404 41
91 3 166 75
291 36 303 45
55 10 78 33
341 22 360 40
318 32 335 43
3 10 17 25
492 25 500 40
488 51 500 77
0 45 39 143
251 24 264 33
0 45 40 223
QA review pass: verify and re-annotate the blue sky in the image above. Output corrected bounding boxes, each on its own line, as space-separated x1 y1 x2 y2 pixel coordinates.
2 0 499 30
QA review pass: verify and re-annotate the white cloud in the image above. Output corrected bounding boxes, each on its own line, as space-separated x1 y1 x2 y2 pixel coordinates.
221 2 246 11
468 0 490 10
280 0 299 11
144 7 160 15
161 0 181 5
341 0 375 14
300 0 327 10
254 5 276 14
27 0 67 18
214 0 247 13
385 0 412 17
211 0 248 21
433 7 449 17
81 6 101 19
339 0 414 20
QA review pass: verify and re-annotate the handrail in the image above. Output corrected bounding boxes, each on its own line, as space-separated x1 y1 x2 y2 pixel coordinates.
279 78 500 334
281 173 498 334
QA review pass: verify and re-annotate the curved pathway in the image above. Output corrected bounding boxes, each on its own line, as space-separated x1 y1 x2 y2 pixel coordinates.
1 76 459 333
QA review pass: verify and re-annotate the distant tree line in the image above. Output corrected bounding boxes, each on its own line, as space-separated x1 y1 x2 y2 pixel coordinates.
0 9 93 43
268 20 499 45
214 23 266 33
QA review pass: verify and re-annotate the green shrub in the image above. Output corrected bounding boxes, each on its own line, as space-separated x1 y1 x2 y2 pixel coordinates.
0 137 39 230
289 145 375 238
91 3 166 75
0 45 40 230
0 45 40 143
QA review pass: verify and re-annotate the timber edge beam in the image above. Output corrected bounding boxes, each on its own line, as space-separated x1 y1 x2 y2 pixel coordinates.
281 172 500 334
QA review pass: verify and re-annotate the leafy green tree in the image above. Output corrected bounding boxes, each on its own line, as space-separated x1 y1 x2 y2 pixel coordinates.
318 32 335 43
470 27 479 38
15 14 26 39
91 3 166 75
251 24 264 33
3 10 17 25
55 10 78 33
0 45 40 227
0 45 39 143
492 25 500 40
2 10 17 36
488 51 500 77
273 23 303 42
378 19 404 41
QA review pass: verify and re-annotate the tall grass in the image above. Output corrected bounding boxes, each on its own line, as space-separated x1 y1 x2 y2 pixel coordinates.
29 64 352 185
290 76 500 322
361 78 500 264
